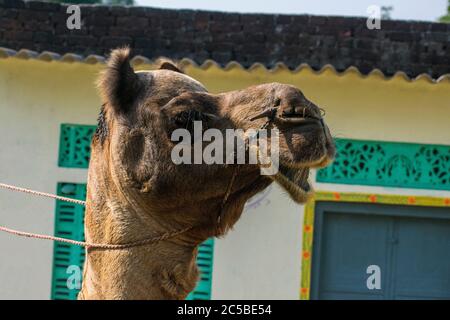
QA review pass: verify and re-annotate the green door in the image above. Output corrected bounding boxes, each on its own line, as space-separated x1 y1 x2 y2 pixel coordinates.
311 202 450 300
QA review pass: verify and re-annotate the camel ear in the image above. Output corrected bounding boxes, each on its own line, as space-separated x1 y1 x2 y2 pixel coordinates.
97 47 141 113
159 60 183 74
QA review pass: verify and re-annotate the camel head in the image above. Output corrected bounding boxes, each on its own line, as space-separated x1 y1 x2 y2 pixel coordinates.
93 47 335 241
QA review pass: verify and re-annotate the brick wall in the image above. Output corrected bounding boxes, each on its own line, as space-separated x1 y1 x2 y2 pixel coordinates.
1 0 449 77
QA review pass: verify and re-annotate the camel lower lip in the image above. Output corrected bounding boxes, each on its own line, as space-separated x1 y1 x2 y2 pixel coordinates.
273 116 321 130
280 165 310 191
274 163 313 203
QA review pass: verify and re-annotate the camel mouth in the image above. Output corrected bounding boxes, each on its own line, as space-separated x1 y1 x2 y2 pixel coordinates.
270 163 313 203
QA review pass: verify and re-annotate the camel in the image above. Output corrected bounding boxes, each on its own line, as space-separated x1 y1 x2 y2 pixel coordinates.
78 47 335 299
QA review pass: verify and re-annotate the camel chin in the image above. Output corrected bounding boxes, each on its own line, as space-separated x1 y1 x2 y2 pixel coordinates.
269 163 313 203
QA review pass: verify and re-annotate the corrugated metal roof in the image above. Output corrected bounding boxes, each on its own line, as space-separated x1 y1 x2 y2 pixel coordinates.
1 47 449 84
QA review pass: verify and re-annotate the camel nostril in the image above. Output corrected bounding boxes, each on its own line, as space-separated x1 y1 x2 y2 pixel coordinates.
294 106 305 115
281 105 294 116
282 105 307 118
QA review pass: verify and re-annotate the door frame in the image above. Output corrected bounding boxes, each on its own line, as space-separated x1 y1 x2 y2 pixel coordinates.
300 191 450 300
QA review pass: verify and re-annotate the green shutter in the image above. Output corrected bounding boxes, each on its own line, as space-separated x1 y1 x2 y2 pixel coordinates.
58 124 96 168
186 238 215 300
317 139 450 190
51 183 86 300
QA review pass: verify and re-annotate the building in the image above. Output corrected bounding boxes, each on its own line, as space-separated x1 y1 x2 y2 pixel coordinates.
0 0 449 299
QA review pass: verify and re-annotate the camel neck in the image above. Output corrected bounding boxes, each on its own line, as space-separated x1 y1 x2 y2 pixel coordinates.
78 204 200 300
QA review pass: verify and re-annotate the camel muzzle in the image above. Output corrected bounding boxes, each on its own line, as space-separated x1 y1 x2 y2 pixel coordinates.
249 104 328 137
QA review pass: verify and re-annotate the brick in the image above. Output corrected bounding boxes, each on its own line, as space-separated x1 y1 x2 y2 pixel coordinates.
388 32 416 42
0 17 18 29
25 0 59 11
241 14 261 24
275 14 292 24
1 0 25 9
431 23 448 32
86 14 115 27
1 7 17 18
67 35 98 46
125 17 149 30
211 51 232 62
194 11 209 23
33 31 52 42
3 29 32 40
100 36 132 47
110 5 128 16
89 4 111 15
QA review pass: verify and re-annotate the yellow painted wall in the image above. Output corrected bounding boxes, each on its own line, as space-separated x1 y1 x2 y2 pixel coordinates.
0 59 102 124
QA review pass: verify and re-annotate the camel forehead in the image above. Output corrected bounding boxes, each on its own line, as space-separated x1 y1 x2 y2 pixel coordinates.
136 70 208 93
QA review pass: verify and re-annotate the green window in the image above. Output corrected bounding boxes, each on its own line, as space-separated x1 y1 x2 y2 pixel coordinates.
317 138 450 190
52 124 215 299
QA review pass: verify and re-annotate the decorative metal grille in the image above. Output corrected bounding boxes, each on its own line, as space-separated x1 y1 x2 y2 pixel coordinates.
317 139 450 190
58 124 96 168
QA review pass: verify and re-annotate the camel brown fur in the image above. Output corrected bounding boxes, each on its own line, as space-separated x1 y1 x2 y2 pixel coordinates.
78 47 335 300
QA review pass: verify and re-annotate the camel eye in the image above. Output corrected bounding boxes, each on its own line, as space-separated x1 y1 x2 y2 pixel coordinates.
169 109 214 144
274 98 281 107
173 110 209 130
